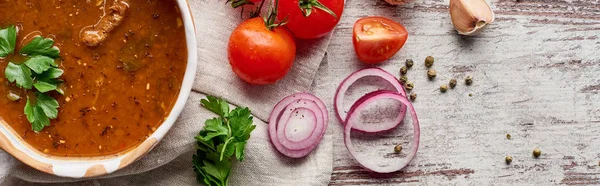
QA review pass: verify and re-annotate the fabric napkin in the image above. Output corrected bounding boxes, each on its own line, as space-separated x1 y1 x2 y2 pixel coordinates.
0 0 334 185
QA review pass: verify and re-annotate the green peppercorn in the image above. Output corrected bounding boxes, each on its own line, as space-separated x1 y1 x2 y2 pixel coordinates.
405 82 414 91
399 76 408 84
465 75 473 85
394 145 402 153
409 93 417 101
506 134 511 139
505 156 513 164
533 148 541 158
427 69 437 80
405 59 414 68
440 84 448 92
425 56 434 68
449 78 457 88
400 66 408 75
468 93 473 97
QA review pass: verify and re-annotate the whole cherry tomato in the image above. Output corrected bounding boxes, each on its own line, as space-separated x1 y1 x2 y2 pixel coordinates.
277 0 344 39
228 17 297 85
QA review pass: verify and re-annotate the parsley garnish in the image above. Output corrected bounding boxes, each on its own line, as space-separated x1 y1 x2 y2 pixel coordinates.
0 25 16 57
20 36 60 58
193 96 256 186
1 25 63 132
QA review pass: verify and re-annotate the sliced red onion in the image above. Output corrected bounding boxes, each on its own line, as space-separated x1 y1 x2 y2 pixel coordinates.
334 68 407 133
269 93 328 158
276 99 324 150
344 90 420 173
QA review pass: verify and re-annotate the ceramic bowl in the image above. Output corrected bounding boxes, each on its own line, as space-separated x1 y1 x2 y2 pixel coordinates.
0 0 197 178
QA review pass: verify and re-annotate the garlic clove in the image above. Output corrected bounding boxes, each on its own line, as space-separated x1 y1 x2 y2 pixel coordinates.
449 0 495 36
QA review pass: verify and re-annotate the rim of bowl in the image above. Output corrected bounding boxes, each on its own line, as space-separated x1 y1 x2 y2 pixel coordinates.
0 0 198 178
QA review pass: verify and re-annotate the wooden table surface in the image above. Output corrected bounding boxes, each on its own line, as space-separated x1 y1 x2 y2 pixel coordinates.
327 0 600 185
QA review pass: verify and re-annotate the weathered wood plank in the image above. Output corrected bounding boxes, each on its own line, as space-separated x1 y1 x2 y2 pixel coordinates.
328 0 600 185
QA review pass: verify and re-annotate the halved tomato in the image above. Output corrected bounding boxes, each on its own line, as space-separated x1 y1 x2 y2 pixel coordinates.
352 16 409 64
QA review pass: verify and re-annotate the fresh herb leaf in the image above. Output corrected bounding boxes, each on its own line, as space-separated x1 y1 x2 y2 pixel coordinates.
226 0 254 8
193 96 255 186
218 138 236 161
33 78 62 94
202 159 231 183
5 62 34 89
35 68 63 79
24 93 59 132
24 97 50 132
203 118 229 141
2 29 63 132
19 36 60 58
200 96 230 117
233 141 247 161
33 80 58 93
35 93 59 119
24 55 56 74
0 25 17 58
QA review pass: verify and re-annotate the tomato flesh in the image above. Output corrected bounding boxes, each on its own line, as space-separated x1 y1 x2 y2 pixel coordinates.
353 17 408 64
228 18 297 85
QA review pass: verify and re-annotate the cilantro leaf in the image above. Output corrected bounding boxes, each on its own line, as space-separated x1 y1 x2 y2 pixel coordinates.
0 25 16 58
24 55 56 74
19 37 60 58
194 96 255 186
201 96 230 117
5 62 33 89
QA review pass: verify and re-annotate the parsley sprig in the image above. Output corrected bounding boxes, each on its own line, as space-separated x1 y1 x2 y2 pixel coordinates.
193 96 256 186
1 25 63 132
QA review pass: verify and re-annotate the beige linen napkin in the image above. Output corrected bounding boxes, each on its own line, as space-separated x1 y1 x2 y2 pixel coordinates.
0 0 334 185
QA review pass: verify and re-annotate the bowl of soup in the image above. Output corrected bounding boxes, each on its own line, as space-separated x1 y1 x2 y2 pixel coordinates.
0 0 197 178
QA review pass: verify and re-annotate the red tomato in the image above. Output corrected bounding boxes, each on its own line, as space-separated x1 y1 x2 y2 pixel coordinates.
277 0 344 39
352 16 408 64
228 17 297 85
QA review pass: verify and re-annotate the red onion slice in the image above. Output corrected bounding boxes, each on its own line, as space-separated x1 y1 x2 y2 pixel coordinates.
269 93 328 158
282 108 317 143
344 90 420 173
334 68 408 133
276 99 324 150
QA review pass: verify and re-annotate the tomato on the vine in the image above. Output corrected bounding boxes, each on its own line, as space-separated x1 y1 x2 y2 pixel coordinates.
228 17 296 85
277 0 344 39
352 16 409 64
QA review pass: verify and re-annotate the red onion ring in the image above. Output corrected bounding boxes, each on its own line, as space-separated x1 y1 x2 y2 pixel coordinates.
269 93 328 158
276 99 324 150
334 68 407 133
344 90 420 173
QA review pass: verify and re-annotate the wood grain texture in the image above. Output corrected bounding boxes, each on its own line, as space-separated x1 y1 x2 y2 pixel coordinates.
328 0 600 185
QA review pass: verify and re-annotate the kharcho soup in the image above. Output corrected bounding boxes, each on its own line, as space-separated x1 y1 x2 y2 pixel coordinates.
0 0 187 157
